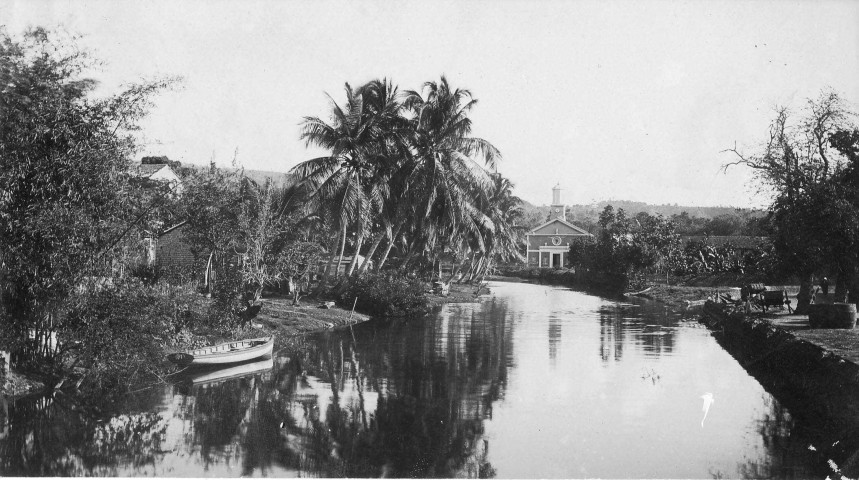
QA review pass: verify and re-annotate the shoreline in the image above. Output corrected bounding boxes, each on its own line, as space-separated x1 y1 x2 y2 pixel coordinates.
700 301 859 478
1 282 490 398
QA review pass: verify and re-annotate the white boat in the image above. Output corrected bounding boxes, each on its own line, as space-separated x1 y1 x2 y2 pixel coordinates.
167 336 274 366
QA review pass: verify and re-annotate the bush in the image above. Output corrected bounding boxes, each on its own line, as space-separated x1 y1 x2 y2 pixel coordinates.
341 272 429 317
59 281 201 392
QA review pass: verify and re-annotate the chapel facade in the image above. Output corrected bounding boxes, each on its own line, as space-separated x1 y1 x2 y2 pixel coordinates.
524 184 593 268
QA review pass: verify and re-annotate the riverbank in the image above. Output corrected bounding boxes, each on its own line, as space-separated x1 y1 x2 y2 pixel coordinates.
700 301 859 478
635 281 859 478
1 282 489 398
426 282 491 308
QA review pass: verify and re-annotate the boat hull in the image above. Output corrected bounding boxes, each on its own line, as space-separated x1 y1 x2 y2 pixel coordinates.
167 337 274 366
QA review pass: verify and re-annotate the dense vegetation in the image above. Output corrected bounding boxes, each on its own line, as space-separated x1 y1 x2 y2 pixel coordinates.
294 78 523 288
0 29 523 391
558 206 775 289
725 89 859 312
0 28 180 382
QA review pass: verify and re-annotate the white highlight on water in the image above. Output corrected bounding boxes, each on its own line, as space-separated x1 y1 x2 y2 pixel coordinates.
701 392 714 427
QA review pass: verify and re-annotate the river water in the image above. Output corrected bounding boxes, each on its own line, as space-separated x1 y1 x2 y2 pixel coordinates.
0 281 827 477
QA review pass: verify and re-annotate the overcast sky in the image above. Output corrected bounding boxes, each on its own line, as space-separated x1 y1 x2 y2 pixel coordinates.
3 0 858 208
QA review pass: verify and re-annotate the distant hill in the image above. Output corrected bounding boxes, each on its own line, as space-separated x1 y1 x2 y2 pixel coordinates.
518 199 766 234
180 163 294 188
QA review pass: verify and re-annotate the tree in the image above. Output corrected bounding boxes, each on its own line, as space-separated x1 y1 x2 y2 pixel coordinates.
0 28 173 364
568 206 680 286
293 79 406 285
725 90 857 312
180 164 245 299
462 173 524 282
398 77 501 272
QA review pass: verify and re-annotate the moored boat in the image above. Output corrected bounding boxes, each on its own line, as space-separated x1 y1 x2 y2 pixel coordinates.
167 336 274 366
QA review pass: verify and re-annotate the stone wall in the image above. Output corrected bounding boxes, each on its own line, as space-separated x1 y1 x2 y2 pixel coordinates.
701 302 859 478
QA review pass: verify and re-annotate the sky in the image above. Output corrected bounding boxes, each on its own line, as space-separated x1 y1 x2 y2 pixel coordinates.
3 0 858 208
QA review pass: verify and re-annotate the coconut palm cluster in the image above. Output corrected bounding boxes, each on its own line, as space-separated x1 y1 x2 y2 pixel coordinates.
294 77 523 286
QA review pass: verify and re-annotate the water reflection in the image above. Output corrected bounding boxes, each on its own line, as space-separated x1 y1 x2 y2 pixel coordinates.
0 282 840 477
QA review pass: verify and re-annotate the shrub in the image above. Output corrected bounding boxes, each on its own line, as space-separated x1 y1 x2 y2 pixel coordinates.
341 272 429 317
59 281 200 392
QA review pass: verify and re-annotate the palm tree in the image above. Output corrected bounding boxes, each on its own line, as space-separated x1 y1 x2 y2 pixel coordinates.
292 79 405 284
396 76 502 272
468 173 525 281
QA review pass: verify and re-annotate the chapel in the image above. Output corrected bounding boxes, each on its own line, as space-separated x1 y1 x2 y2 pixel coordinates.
524 184 593 268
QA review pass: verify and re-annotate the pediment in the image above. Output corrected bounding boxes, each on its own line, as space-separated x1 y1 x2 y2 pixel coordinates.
528 218 591 236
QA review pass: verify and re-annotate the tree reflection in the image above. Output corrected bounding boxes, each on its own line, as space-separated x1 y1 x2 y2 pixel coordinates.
710 331 859 479
598 302 677 364
273 299 512 477
598 309 626 363
0 297 510 477
0 389 170 476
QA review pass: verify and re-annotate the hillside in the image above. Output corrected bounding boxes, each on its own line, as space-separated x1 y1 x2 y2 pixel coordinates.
518 199 766 234
175 162 295 188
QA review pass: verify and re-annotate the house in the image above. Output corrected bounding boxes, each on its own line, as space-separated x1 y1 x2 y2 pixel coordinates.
524 184 594 268
155 222 195 269
318 255 372 275
136 163 184 196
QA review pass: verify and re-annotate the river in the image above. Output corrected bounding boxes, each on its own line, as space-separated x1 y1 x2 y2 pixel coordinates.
0 281 828 477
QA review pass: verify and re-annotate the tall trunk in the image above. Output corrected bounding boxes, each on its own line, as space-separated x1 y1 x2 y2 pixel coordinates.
346 232 365 277
447 262 463 283
376 223 404 272
476 256 493 283
462 256 477 284
316 224 347 295
204 250 215 294
795 274 814 314
320 230 341 282
357 231 385 275
334 223 348 278
468 256 485 283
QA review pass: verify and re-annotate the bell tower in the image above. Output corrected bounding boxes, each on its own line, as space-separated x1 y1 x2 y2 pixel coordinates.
550 183 566 221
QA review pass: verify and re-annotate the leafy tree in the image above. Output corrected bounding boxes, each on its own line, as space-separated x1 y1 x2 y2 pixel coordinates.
568 206 680 285
705 214 744 236
0 28 173 365
180 164 245 303
725 90 857 311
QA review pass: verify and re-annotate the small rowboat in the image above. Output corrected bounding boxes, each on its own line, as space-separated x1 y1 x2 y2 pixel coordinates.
167 336 274 366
